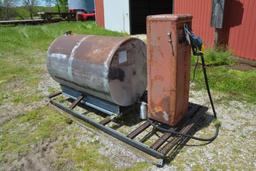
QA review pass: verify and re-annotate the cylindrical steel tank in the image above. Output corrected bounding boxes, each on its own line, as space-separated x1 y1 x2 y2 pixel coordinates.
47 35 147 106
68 0 95 13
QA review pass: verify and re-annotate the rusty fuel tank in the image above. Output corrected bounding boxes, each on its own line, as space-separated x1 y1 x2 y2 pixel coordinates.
47 35 147 106
147 14 192 126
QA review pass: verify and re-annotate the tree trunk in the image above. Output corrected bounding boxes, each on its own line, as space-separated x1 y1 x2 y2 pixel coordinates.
56 1 60 13
5 6 9 20
29 7 33 19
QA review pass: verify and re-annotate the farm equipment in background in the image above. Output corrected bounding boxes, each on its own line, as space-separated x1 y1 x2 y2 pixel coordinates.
68 0 95 21
38 12 76 21
38 0 95 21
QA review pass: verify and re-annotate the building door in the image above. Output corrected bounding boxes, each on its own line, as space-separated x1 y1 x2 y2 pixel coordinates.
104 0 130 33
130 0 173 34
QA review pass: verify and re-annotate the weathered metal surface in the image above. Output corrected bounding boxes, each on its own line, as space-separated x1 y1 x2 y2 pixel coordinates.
127 122 151 139
147 14 192 126
48 91 62 99
69 95 84 109
62 85 121 115
99 116 112 125
151 132 172 150
47 34 147 106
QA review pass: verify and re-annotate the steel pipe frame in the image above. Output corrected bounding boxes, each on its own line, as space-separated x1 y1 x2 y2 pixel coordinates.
49 98 165 166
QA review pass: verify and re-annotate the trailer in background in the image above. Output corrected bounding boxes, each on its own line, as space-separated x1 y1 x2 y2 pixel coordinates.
68 0 95 21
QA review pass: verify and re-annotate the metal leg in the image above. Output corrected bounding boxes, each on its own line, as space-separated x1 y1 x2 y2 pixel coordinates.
127 122 151 139
99 116 112 125
151 133 172 150
69 95 84 109
48 91 62 99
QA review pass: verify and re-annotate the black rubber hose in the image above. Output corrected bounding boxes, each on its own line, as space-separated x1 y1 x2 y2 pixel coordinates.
200 53 217 118
148 53 220 142
148 119 219 142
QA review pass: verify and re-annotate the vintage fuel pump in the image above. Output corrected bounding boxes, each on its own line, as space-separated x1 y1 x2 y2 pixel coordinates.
146 14 219 142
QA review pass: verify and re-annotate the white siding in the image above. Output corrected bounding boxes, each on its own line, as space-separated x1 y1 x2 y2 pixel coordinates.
103 0 130 33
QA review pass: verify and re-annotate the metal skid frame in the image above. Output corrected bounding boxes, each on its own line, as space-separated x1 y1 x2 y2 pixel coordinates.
49 91 207 166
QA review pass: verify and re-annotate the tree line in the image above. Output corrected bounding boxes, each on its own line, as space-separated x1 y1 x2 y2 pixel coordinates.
0 0 68 20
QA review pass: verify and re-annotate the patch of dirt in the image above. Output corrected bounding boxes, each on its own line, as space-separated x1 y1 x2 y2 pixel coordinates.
229 63 256 71
8 138 58 171
5 77 25 90
3 120 146 170
70 120 146 169
0 100 48 125
38 73 60 96
98 135 146 168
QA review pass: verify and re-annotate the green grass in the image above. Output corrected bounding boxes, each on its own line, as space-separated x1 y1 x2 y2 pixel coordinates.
0 106 149 170
0 107 111 170
191 49 256 103
0 107 67 163
192 48 233 66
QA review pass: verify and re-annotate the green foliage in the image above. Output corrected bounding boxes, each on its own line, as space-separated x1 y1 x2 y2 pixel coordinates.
192 63 256 103
0 6 58 20
191 48 256 103
58 0 68 12
0 106 148 170
192 48 233 66
204 48 233 66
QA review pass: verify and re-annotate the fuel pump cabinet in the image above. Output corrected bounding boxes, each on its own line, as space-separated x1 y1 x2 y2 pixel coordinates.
147 14 192 126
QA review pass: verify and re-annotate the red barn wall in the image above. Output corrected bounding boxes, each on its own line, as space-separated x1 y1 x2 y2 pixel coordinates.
225 0 256 61
95 0 104 27
174 0 215 47
174 0 256 61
